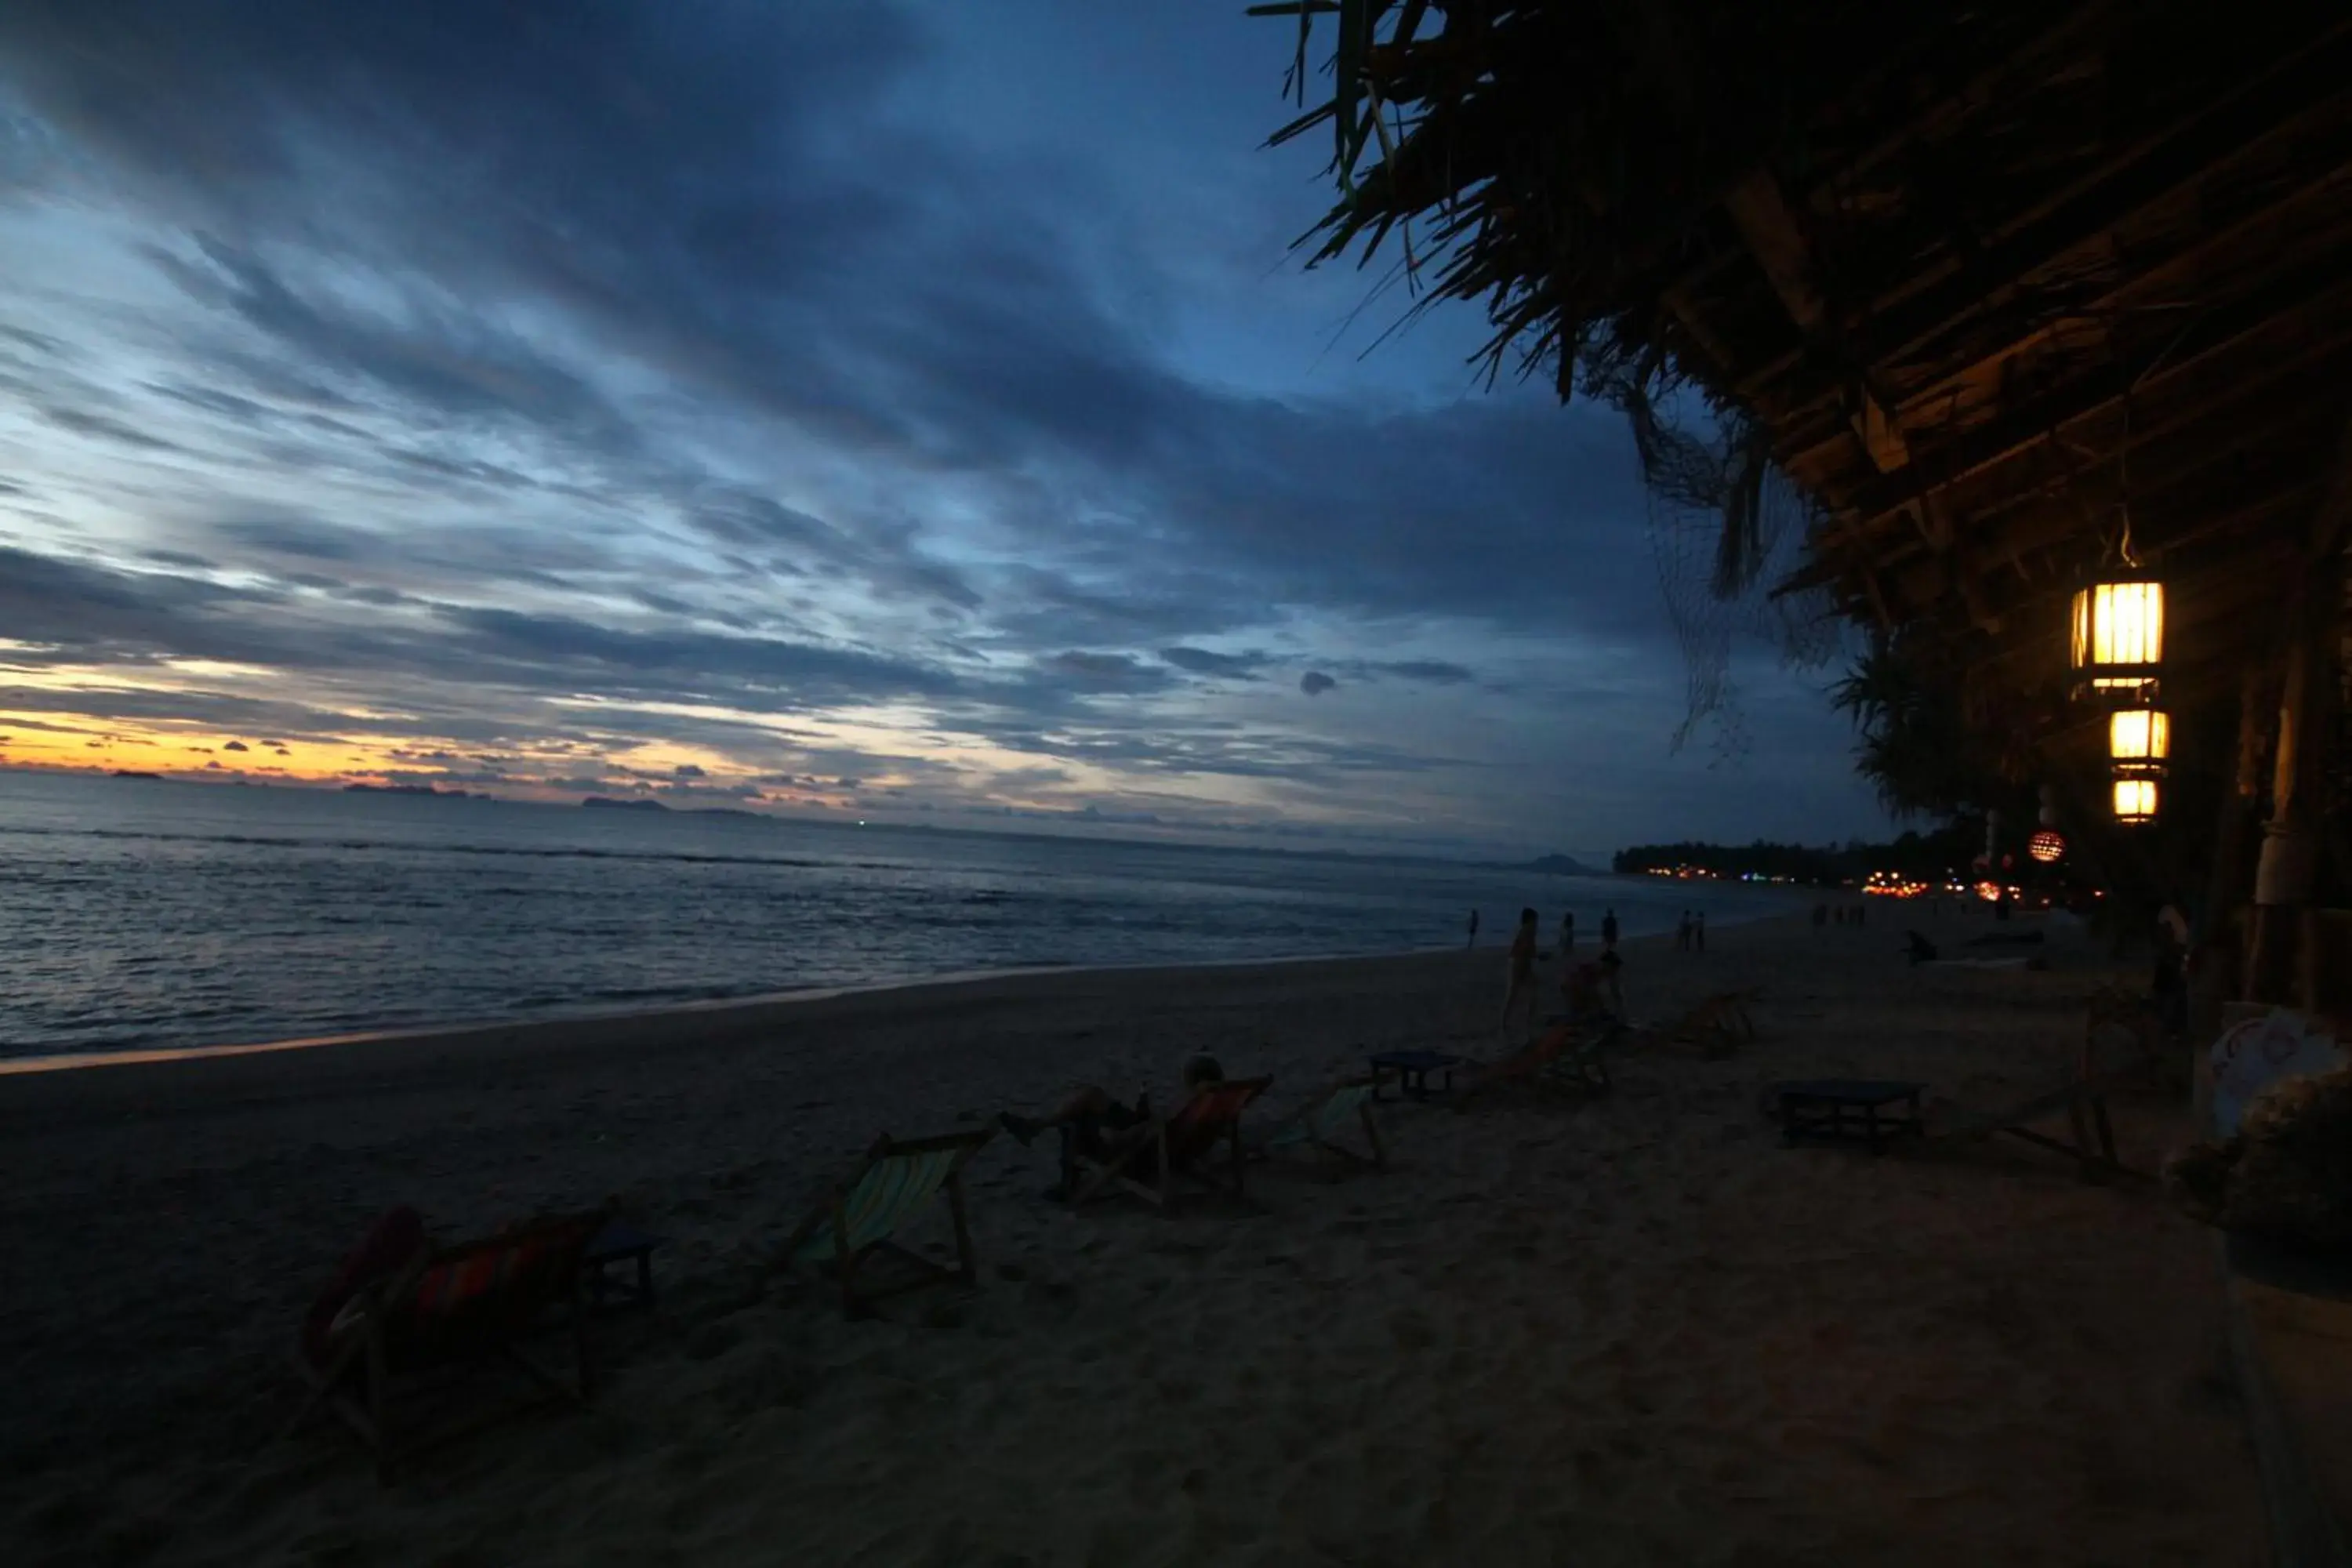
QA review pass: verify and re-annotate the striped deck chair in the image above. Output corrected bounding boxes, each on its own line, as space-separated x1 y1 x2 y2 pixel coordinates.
1070 1076 1273 1210
785 1128 994 1319
288 1203 612 1482
1458 1018 1617 1103
1261 1077 1386 1171
1661 990 1759 1058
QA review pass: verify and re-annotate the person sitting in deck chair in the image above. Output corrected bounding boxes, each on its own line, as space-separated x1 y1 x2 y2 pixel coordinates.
1001 1054 1225 1199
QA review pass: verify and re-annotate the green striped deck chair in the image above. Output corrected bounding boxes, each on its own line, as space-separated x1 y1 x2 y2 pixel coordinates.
786 1128 994 1318
1262 1077 1386 1171
1070 1076 1273 1210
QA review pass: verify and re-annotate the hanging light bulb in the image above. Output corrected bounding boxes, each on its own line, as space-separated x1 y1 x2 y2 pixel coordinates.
2071 573 2165 697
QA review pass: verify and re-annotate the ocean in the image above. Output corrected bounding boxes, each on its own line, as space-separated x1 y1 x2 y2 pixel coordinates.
0 770 1797 1058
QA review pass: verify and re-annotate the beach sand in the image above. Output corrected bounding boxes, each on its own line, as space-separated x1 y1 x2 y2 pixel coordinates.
0 909 2265 1566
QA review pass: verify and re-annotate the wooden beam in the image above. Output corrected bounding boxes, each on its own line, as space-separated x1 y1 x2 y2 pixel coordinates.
1722 168 1912 474
1740 15 2352 414
1833 256 2352 535
1776 144 2352 469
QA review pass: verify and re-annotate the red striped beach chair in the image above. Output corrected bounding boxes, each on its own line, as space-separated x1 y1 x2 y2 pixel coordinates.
289 1203 612 1481
1070 1075 1273 1210
786 1128 994 1319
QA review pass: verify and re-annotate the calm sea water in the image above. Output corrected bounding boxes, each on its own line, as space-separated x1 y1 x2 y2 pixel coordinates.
0 771 1796 1057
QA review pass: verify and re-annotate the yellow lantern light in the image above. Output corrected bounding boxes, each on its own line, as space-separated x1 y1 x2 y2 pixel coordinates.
2107 708 2170 774
2111 775 2158 824
2071 577 2165 695
2028 829 2065 863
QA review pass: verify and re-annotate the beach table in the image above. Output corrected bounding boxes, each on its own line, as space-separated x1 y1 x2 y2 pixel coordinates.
584 1219 664 1312
1367 1049 1466 1102
1774 1079 1926 1154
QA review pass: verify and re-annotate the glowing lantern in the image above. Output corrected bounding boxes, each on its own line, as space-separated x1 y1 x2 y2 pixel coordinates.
2071 575 2164 695
2112 775 2158 824
2029 829 2065 864
1974 880 2003 902
2108 708 2170 774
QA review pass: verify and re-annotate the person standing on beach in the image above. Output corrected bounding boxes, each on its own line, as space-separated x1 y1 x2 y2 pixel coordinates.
1559 910 1574 953
1501 907 1541 1040
1694 910 1706 953
1466 908 1480 949
1675 911 1691 951
1601 907 1620 949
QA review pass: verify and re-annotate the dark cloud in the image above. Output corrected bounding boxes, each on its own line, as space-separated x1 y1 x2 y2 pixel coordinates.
1361 659 1475 685
1160 646 1266 681
1299 672 1336 697
220 739 249 752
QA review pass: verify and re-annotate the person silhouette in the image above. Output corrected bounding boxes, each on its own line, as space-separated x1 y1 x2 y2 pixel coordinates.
1466 908 1480 949
1600 907 1620 949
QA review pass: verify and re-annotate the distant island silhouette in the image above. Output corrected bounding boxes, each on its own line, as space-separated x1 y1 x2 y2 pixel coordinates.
344 782 477 798
582 795 669 812
108 769 163 780
1525 854 1595 875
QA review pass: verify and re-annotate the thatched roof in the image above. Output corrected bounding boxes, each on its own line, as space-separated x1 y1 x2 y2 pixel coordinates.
1261 2 2352 724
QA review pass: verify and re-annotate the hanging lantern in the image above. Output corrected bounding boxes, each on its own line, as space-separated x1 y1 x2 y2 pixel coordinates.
2108 708 2170 775
2071 575 2165 688
2071 574 2165 696
2029 829 2065 863
2111 775 2158 824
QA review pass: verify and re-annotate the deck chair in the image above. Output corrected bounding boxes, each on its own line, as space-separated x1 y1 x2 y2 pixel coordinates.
1660 990 1759 1058
1260 1077 1386 1171
784 1128 993 1319
288 1203 612 1482
1458 1018 1617 1103
1929 1075 2148 1182
1069 1076 1273 1210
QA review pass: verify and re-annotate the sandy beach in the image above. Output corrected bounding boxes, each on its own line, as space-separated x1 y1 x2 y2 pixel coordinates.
0 909 2263 1566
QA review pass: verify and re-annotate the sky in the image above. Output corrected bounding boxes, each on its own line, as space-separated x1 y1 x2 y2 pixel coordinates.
0 1 1893 861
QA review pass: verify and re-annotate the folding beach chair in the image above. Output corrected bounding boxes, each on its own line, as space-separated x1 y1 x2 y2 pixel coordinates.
1929 1076 2147 1182
1261 1077 1387 1171
1069 1076 1273 1210
1660 989 1759 1058
289 1203 612 1482
785 1128 994 1318
1458 1018 1617 1103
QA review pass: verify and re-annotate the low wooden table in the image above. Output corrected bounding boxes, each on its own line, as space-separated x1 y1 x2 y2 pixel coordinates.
1775 1079 1926 1154
584 1220 664 1312
1367 1050 1467 1102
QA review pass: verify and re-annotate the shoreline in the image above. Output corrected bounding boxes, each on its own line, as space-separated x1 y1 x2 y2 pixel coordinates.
0 902 1806 1076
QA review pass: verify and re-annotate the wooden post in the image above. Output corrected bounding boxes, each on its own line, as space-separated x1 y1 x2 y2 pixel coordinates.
2200 666 2263 1021
2247 618 2324 1004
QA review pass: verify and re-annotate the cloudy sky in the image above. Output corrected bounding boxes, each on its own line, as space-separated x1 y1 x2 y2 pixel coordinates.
0 1 1890 859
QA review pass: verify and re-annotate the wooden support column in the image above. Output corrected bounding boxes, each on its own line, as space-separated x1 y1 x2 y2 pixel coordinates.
2198 666 2265 1026
2244 418 2352 1003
